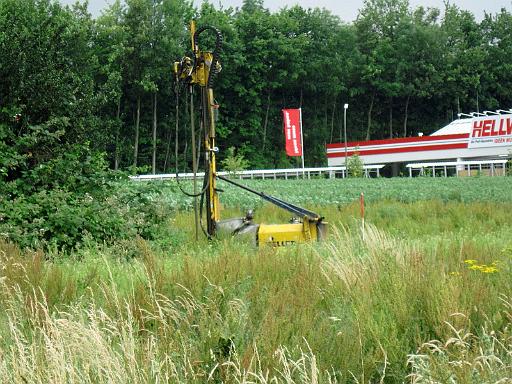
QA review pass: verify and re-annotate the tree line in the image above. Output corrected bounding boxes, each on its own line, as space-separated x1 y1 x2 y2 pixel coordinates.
1 0 511 178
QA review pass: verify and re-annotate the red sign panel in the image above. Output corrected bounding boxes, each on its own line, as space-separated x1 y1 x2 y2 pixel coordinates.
282 109 302 156
469 116 512 148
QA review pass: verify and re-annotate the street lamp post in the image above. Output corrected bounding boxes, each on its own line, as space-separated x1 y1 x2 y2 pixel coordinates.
344 103 349 167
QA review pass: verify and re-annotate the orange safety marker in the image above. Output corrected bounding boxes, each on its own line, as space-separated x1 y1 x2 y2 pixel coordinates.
360 192 365 239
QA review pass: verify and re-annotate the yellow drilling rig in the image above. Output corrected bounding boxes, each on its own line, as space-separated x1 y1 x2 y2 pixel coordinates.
173 22 327 246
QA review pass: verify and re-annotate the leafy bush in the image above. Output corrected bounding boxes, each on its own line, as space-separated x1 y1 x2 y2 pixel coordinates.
0 181 176 250
220 146 249 175
23 143 115 193
346 152 364 177
0 145 175 250
1 189 130 249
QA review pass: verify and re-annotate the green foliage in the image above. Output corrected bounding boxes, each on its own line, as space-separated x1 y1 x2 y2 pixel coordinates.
0 142 176 250
346 152 364 177
0 178 175 250
220 146 250 174
0 0 100 147
1 189 128 250
23 144 114 193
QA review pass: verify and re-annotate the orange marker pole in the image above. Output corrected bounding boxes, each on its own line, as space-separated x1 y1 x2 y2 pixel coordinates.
360 192 365 239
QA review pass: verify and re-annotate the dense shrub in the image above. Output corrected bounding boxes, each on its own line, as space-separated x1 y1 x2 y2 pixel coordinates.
0 145 174 250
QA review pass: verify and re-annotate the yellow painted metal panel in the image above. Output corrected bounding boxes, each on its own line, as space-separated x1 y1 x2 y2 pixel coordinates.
258 221 319 246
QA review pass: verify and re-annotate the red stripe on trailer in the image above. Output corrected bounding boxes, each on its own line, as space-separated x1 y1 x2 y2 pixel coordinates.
326 142 469 158
325 133 470 150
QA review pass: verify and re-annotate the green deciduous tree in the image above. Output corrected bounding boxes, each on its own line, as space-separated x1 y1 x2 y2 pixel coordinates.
440 4 486 116
481 8 512 109
355 0 411 139
94 0 128 170
0 0 98 188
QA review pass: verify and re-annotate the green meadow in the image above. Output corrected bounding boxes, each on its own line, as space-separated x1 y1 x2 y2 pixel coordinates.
1 177 511 383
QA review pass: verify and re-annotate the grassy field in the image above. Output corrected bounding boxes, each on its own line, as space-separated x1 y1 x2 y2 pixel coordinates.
0 178 511 383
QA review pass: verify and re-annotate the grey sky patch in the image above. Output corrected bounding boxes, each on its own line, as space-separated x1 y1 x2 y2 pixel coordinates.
60 0 511 21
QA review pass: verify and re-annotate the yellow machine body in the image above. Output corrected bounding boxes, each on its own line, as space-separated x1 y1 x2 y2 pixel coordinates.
258 221 314 246
258 218 328 246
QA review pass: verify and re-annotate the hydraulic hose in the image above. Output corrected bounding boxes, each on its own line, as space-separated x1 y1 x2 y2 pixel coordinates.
193 25 223 88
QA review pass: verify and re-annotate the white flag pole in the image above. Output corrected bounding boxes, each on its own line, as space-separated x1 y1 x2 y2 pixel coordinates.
299 108 304 169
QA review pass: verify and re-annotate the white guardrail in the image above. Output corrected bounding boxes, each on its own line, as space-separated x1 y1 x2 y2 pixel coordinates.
130 165 386 181
406 160 508 177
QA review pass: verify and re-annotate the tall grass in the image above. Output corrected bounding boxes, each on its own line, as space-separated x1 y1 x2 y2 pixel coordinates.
407 297 512 383
0 201 511 382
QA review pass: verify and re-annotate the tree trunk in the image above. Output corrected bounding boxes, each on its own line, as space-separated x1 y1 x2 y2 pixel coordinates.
299 88 303 108
163 102 174 172
152 93 157 174
182 142 188 173
133 95 141 168
365 92 375 140
391 162 399 177
262 91 271 151
324 96 328 137
403 94 410 137
389 96 393 139
476 89 479 114
165 88 188 172
329 98 336 143
114 98 121 171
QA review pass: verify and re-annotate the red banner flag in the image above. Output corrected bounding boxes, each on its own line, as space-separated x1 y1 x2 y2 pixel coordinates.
282 109 302 157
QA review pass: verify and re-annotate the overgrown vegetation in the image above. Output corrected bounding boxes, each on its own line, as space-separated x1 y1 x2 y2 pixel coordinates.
0 200 510 382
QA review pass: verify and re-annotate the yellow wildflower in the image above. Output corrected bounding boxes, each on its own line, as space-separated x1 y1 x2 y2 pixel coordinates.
464 259 477 265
